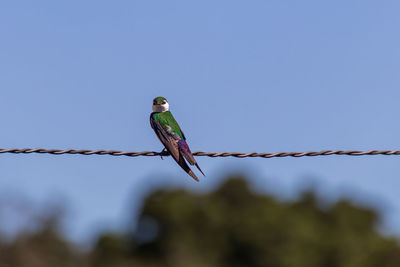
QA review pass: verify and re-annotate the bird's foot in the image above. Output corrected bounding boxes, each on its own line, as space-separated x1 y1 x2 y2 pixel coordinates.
160 148 168 160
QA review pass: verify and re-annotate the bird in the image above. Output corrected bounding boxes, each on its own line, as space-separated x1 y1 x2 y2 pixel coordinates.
150 96 205 181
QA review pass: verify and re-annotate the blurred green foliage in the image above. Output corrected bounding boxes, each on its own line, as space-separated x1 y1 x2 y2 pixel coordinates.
1 174 400 267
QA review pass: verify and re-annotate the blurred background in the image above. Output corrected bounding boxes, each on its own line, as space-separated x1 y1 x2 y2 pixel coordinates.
1 1 400 266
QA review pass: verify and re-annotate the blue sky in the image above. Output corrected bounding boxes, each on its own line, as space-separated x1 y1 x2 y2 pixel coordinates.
0 1 400 243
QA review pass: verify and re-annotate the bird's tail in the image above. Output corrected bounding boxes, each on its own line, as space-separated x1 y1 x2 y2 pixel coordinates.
176 154 199 182
187 169 200 182
178 140 205 177
195 163 205 177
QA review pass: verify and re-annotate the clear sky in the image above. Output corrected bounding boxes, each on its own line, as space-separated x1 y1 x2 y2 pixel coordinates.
0 1 400 243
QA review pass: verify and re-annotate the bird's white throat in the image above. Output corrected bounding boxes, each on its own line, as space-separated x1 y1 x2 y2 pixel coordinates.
152 102 170 112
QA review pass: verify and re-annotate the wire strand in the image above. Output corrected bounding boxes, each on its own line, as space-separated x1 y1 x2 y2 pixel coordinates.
0 148 399 158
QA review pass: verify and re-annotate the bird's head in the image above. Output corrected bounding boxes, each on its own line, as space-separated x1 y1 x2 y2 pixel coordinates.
152 96 169 112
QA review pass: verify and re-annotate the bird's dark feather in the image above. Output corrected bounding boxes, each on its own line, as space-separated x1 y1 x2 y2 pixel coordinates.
150 113 200 181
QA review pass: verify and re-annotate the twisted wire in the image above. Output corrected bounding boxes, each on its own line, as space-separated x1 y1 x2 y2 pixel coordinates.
0 148 399 158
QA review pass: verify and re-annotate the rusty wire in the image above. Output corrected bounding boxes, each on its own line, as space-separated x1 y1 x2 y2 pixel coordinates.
0 148 399 158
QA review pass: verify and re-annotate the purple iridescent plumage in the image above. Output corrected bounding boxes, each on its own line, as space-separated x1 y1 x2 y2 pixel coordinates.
150 110 205 181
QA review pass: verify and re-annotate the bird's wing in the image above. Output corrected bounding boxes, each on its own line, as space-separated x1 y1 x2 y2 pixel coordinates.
150 114 199 181
150 114 180 160
163 113 205 177
178 139 205 176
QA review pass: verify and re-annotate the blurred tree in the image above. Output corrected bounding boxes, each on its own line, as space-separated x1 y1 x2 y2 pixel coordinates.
1 174 400 267
98 174 400 267
0 211 81 267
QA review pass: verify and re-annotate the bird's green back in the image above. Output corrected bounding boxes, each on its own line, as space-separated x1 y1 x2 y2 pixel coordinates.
152 111 184 139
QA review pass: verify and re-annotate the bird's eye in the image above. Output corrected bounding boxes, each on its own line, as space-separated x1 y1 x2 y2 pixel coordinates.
162 101 166 104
